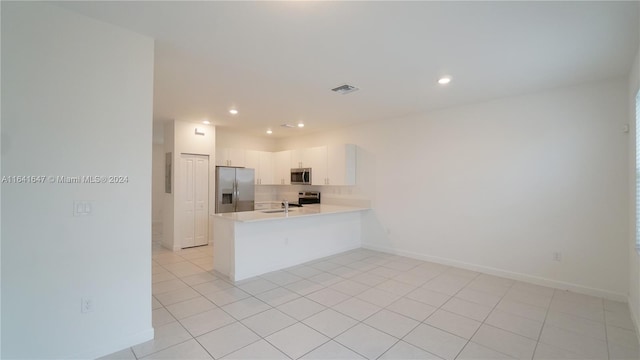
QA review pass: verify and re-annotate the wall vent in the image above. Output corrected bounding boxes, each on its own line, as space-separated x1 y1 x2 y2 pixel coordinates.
331 84 359 95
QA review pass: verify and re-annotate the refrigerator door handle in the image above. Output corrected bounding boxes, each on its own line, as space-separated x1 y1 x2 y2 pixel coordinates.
234 180 239 212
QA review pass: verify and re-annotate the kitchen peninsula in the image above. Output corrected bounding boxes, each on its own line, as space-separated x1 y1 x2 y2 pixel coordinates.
212 204 369 281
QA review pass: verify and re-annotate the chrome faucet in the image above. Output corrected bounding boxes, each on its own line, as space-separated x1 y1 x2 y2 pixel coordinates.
283 199 289 214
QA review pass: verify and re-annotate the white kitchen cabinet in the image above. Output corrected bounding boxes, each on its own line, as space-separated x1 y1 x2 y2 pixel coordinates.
291 146 327 168
290 147 327 185
216 148 246 167
273 150 291 185
245 150 274 185
290 148 306 169
326 144 356 185
307 146 327 185
289 145 354 185
289 145 322 166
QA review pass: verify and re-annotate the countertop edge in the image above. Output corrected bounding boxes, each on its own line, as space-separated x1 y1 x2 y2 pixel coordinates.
213 205 370 223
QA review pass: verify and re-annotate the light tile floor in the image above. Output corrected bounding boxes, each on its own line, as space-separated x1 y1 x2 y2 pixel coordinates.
101 244 640 360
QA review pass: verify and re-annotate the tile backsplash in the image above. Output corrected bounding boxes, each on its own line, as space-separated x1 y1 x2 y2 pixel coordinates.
255 185 370 208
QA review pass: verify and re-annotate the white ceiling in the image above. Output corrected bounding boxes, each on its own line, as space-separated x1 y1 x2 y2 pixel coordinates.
56 1 638 139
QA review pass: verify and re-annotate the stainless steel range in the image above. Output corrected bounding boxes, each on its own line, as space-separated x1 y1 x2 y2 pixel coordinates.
298 191 320 205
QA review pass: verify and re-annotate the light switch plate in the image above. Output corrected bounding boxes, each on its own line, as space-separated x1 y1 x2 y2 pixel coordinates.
74 200 93 216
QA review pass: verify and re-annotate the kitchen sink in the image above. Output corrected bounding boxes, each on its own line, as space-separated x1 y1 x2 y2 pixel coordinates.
261 209 296 214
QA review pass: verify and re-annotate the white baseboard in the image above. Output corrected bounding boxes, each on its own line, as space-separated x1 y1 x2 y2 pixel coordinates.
79 327 154 359
628 295 640 346
363 243 628 302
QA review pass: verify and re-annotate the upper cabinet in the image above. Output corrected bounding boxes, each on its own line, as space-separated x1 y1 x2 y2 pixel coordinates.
245 150 274 185
290 148 306 169
222 144 356 186
307 146 328 186
273 150 291 185
290 146 328 185
216 148 246 167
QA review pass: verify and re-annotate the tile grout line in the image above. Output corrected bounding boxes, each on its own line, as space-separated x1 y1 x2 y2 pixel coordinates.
603 298 611 360
451 275 516 360
146 245 631 360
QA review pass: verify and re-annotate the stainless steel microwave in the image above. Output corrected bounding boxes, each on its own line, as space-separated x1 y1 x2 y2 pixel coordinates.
291 168 311 185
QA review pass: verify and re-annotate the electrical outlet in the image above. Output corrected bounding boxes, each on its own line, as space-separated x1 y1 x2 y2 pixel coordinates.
553 252 563 262
81 297 94 313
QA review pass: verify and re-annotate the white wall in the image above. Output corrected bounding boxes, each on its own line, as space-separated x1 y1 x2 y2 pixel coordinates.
152 143 164 240
280 79 630 300
1 3 154 358
216 127 277 152
163 121 215 250
0 2 3 355
163 121 175 250
629 46 640 334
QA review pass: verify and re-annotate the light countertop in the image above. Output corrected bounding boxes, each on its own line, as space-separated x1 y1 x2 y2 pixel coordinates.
213 204 369 223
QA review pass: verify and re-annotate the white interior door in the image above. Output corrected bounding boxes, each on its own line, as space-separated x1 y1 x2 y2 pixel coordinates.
179 154 209 248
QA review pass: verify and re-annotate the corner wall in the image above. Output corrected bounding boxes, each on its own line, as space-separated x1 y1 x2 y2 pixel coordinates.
1 3 154 358
628 45 640 337
152 143 165 241
0 2 3 355
280 79 630 300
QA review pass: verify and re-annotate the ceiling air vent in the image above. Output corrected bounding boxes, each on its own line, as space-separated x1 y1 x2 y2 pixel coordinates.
331 84 359 95
280 124 296 128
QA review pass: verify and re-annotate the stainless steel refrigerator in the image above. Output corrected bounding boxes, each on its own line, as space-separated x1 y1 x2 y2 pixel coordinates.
215 167 255 213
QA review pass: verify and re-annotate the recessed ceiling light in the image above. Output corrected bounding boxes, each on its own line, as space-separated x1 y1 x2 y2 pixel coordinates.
298 123 305 128
202 120 211 125
266 129 273 134
229 109 238 115
438 77 451 85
